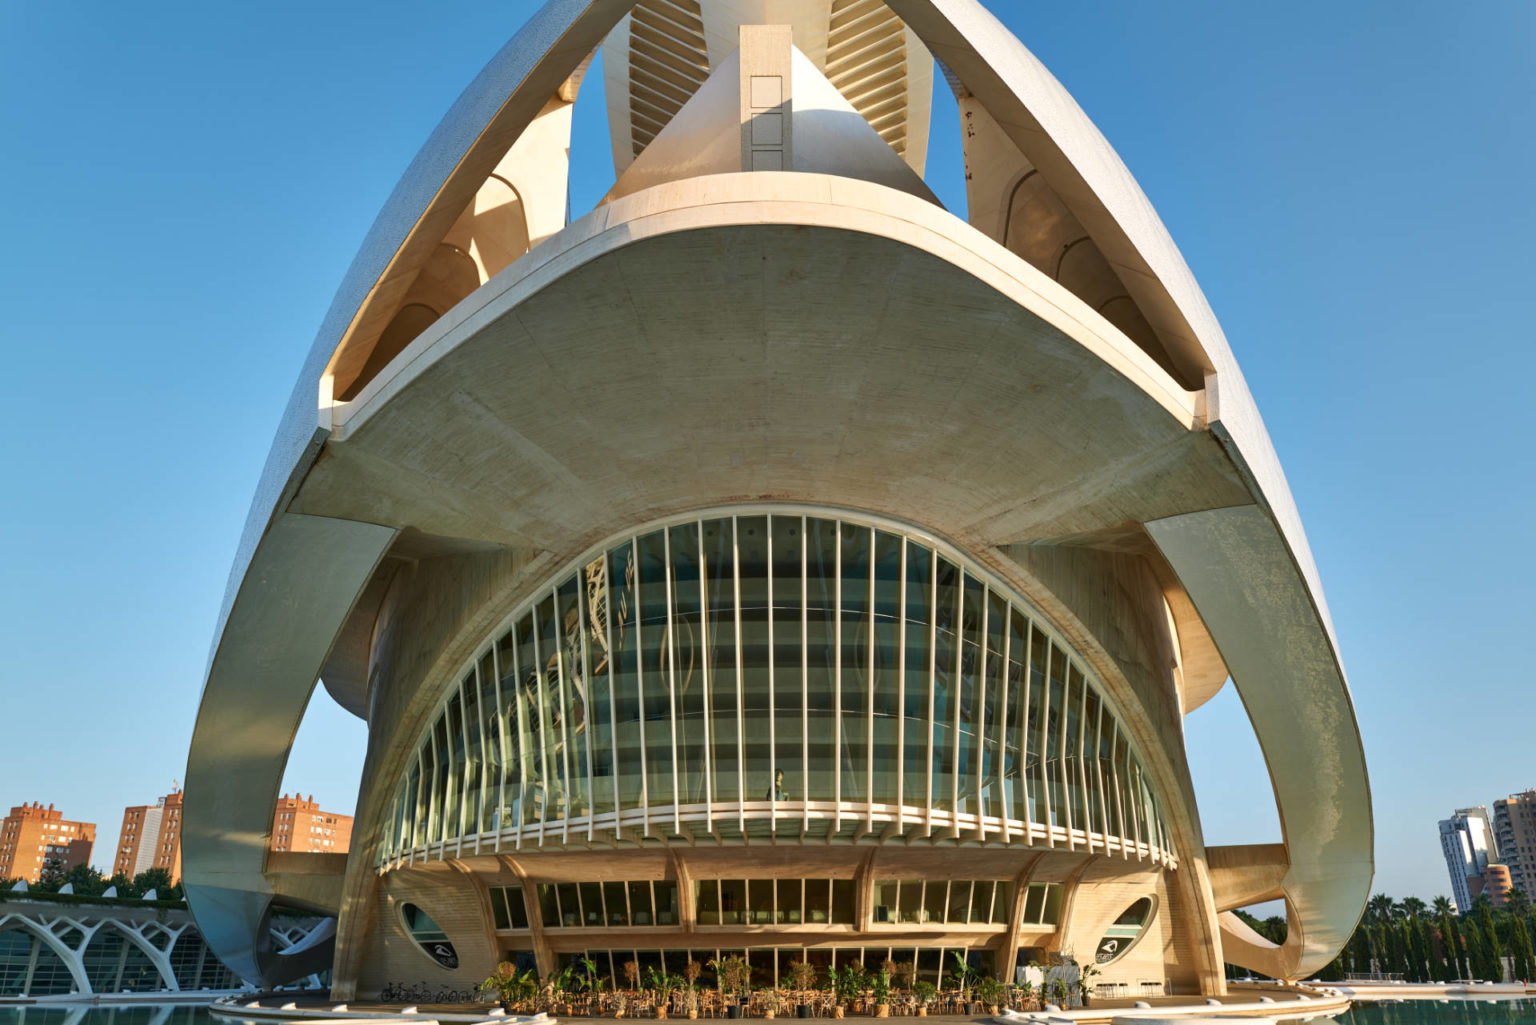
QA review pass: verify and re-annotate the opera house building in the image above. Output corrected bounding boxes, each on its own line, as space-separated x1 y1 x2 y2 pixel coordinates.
184 0 1371 1000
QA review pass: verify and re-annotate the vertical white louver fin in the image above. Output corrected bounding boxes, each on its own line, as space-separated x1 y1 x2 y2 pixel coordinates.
628 0 710 157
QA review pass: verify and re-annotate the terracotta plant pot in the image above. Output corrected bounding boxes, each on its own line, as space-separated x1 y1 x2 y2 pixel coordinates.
833 1006 845 1019
875 1005 889 1018
917 1009 927 1017
657 1006 669 1019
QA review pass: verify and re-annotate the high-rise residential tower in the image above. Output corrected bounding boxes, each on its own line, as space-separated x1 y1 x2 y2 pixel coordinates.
1439 808 1497 912
0 804 95 884
1493 791 1536 897
182 0 1371 996
270 795 352 855
114 789 184 882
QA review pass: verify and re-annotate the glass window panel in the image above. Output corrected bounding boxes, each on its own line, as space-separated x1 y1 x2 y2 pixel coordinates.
749 879 774 925
579 881 604 926
777 878 801 924
608 543 645 812
583 558 616 821
771 515 804 808
636 529 674 813
556 883 580 927
536 595 563 822
696 880 721 926
993 881 1014 925
481 650 504 832
507 888 530 929
897 880 923 924
516 613 543 827
629 880 654 926
667 523 704 808
1041 884 1063 925
874 880 900 923
947 880 972 924
830 879 856 924
445 692 466 838
557 575 590 819
463 669 483 837
430 713 450 841
539 885 560 928
655 881 679 925
839 525 871 805
805 518 839 802
931 558 960 813
1023 884 1044 925
704 518 741 804
971 880 994 925
604 881 628 926
805 880 830 924
719 878 747 926
492 887 511 930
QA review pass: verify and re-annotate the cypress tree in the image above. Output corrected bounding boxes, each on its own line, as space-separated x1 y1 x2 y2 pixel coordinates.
1464 920 1486 981
1510 914 1534 983
1475 898 1503 982
1446 914 1469 980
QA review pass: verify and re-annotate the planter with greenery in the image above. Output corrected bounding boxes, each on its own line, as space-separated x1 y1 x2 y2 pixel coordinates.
911 980 936 1017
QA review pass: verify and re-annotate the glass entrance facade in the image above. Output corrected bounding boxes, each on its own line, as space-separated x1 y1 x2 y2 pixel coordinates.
382 510 1172 864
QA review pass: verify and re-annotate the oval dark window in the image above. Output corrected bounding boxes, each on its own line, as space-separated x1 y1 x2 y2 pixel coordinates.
1095 896 1154 964
401 902 459 969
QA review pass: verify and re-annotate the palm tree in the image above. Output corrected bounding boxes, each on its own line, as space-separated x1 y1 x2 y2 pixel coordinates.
1400 897 1428 919
1368 893 1397 923
1506 887 1531 921
1432 896 1455 918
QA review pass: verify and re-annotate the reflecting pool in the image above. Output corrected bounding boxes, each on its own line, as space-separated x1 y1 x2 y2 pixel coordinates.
1339 999 1536 1025
0 1006 217 1025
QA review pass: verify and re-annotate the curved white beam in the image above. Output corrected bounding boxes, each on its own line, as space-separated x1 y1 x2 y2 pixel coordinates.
877 0 1372 976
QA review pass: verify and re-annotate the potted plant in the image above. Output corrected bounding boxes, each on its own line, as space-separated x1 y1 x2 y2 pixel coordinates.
911 981 936 1017
787 959 818 1018
1015 978 1034 1012
684 961 703 1020
975 977 1004 1015
870 968 892 1018
831 963 866 1019
710 955 751 1019
892 961 915 995
647 967 679 1019
1075 963 1100 1009
481 962 537 1013
946 952 981 1014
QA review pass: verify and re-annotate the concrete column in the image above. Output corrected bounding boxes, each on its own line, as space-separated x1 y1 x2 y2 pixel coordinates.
739 25 793 171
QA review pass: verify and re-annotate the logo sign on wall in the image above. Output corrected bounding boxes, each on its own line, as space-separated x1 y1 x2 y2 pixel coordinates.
426 941 459 970
1096 937 1122 964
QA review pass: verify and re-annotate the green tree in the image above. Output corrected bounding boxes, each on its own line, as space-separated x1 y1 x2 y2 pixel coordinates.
1510 914 1535 983
1474 896 1504 982
1368 893 1397 923
1507 888 1531 922
130 868 180 900
62 863 106 896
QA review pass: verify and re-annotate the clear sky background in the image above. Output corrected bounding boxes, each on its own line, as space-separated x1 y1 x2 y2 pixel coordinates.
1 2 1532 903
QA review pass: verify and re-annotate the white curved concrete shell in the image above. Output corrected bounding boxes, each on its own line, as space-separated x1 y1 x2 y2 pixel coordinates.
184 0 1370 995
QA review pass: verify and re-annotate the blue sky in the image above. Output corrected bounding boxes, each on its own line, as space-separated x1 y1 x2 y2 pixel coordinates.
1 2 1532 904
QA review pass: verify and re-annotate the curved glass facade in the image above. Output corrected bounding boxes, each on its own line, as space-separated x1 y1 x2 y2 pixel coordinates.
381 511 1173 864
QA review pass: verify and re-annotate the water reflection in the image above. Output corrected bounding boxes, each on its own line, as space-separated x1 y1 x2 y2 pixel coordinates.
1340 998 1536 1025
0 1006 213 1025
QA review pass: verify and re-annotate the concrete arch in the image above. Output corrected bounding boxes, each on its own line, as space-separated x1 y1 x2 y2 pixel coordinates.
0 915 91 995
80 919 177 993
